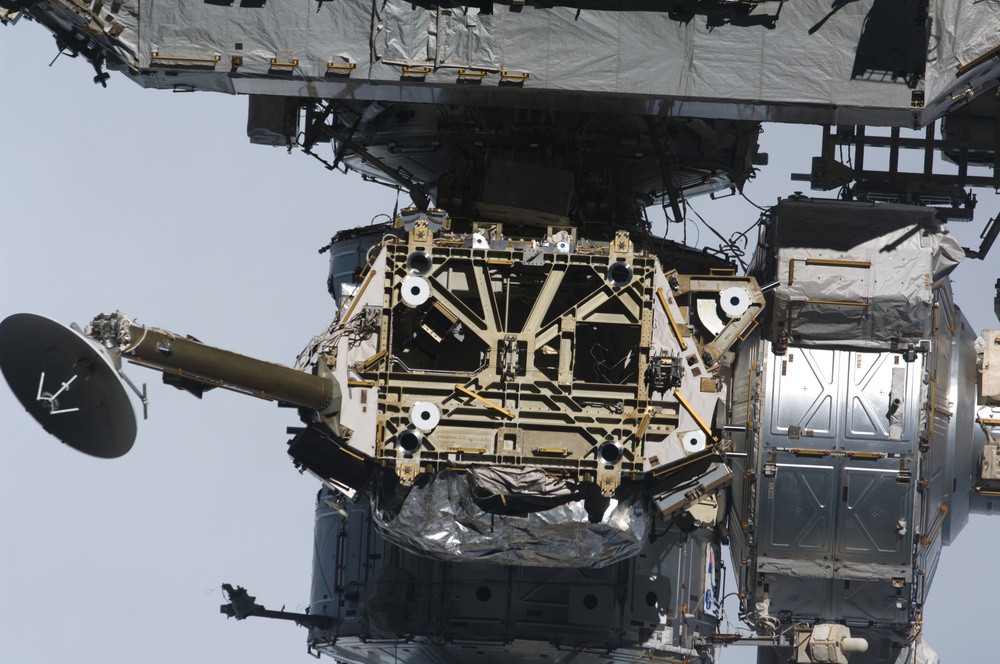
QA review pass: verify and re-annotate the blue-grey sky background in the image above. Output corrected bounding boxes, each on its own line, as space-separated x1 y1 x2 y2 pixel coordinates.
2 20 998 664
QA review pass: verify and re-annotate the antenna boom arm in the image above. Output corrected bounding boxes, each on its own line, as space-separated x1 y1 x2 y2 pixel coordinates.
101 317 338 413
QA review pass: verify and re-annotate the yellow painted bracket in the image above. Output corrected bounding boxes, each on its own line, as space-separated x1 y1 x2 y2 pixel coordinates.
801 299 869 308
924 374 938 440
500 70 529 82
361 349 388 371
673 390 718 443
737 316 760 342
933 406 954 419
958 45 1000 74
656 288 688 351
327 61 356 73
535 448 570 456
805 258 871 268
921 505 949 546
934 285 958 335
651 448 715 478
847 451 886 461
791 448 831 458
637 407 653 439
788 257 870 286
455 384 515 419
270 57 299 68
341 267 377 322
337 445 366 462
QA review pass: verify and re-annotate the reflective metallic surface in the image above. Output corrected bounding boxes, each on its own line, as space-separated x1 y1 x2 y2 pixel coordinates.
725 201 979 662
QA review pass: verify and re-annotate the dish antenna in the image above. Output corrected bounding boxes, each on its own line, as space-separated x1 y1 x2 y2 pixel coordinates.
0 313 140 458
0 311 341 460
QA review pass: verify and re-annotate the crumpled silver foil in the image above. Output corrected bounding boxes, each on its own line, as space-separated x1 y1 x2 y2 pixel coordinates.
372 468 649 567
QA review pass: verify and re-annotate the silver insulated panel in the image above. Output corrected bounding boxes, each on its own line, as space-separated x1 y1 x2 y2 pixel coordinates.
19 1 1000 126
755 346 918 625
760 199 963 351
726 200 980 657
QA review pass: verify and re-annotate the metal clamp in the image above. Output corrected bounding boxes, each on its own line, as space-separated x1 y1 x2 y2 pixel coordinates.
151 52 221 65
500 70 529 82
737 316 760 342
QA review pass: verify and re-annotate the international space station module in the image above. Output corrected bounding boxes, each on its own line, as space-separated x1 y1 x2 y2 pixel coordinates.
5 1 1000 663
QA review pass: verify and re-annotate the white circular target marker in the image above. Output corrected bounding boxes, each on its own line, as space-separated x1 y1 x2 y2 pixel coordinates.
682 430 707 454
410 401 441 431
401 276 430 307
719 286 751 319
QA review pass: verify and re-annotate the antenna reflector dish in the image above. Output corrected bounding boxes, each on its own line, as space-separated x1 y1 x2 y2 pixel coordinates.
0 313 137 458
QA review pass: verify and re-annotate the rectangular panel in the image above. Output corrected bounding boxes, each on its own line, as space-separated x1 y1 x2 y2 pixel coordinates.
510 568 581 630
510 567 621 641
769 348 841 442
844 351 914 444
759 462 836 559
836 466 910 566
835 578 909 625
447 564 510 623
760 575 831 623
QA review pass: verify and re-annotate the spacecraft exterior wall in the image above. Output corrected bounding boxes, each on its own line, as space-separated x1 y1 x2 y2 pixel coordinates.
763 199 964 350
725 200 980 661
14 1 1000 126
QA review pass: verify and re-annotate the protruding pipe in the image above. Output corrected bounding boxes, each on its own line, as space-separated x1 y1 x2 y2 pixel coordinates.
105 317 337 412
841 637 869 654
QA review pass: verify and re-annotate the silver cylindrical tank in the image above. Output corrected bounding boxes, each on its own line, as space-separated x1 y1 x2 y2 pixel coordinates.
308 487 383 651
308 487 344 627
326 223 397 305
